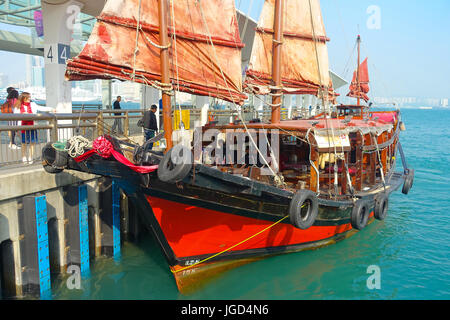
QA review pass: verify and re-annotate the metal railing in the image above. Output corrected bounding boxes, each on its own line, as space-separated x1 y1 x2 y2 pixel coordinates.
0 112 98 168
0 106 312 168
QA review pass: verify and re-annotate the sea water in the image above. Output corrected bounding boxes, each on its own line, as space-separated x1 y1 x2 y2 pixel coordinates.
50 108 450 300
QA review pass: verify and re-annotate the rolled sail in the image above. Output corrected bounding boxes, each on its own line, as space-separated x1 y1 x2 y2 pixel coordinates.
66 0 247 104
347 57 370 102
244 0 334 98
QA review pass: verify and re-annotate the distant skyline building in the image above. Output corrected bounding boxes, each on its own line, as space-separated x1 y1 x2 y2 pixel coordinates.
0 73 9 88
26 55 45 87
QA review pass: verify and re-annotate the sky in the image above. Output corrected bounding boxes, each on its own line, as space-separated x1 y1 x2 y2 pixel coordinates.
236 0 450 99
0 0 449 99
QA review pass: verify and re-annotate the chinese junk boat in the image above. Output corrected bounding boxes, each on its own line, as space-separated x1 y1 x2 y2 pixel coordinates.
43 0 414 293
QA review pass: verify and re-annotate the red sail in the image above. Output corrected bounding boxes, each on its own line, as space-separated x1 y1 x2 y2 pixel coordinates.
66 0 247 104
244 0 335 98
347 57 370 102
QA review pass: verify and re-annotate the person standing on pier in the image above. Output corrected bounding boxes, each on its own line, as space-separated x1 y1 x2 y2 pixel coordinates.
112 96 123 135
1 88 19 149
143 104 158 151
14 92 54 164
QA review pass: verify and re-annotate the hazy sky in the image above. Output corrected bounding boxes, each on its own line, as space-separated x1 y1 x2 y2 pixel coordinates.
1 0 448 99
237 0 450 99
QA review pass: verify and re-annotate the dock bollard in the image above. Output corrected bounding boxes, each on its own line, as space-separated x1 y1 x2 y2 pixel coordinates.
18 194 51 298
99 178 121 258
63 184 90 275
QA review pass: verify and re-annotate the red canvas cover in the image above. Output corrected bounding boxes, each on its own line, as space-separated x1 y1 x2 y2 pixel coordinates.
347 57 370 102
244 0 335 98
66 0 247 104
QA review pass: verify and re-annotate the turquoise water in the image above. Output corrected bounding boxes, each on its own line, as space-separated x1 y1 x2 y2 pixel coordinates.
51 108 450 300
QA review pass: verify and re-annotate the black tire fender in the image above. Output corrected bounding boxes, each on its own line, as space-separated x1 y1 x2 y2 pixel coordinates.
42 160 64 174
42 142 68 171
157 145 192 183
351 199 370 230
289 190 319 230
402 169 414 195
374 194 389 221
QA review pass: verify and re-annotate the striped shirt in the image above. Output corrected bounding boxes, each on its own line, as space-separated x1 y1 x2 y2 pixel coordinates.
1 99 15 114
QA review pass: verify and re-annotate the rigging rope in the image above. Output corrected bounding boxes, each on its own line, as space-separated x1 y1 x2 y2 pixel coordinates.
372 133 386 190
132 0 143 81
307 0 339 197
171 214 290 274
170 0 184 131
197 0 282 184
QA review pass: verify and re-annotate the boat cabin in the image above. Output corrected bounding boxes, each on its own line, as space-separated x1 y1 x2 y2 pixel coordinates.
201 114 400 199
337 105 365 119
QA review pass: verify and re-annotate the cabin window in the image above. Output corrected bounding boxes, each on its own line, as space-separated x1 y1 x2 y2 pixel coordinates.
279 134 311 189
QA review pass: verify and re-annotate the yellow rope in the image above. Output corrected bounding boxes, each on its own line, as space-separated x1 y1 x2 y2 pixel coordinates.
171 214 290 274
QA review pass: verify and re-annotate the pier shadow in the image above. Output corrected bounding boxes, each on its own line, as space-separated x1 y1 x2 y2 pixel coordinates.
0 214 12 298
0 239 15 299
0 214 10 244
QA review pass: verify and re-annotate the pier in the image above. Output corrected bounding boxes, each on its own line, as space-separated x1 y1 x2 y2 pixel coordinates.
0 110 149 298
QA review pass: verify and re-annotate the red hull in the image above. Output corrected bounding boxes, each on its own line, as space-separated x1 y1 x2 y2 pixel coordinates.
147 195 358 258
146 195 373 292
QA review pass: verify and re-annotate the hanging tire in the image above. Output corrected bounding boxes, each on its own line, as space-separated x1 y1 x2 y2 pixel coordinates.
374 194 389 221
402 169 414 195
351 199 370 230
157 145 192 183
42 142 68 172
43 161 64 174
289 190 319 230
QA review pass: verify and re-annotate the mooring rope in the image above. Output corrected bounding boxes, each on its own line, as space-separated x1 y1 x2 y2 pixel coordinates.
65 135 92 158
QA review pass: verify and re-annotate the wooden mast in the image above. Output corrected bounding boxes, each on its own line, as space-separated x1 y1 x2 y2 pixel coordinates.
158 0 173 151
271 0 284 123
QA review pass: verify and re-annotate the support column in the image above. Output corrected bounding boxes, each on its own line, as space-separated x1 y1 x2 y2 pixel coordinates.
0 239 16 298
45 190 68 274
86 181 101 258
99 178 121 258
123 195 143 243
196 96 210 127
102 80 112 109
42 0 83 113
0 201 23 298
18 195 51 298
296 95 303 118
63 184 90 275
285 95 293 119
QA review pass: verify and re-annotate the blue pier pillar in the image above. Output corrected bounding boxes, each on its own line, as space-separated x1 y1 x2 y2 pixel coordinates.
99 178 121 258
18 194 51 298
63 184 90 275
